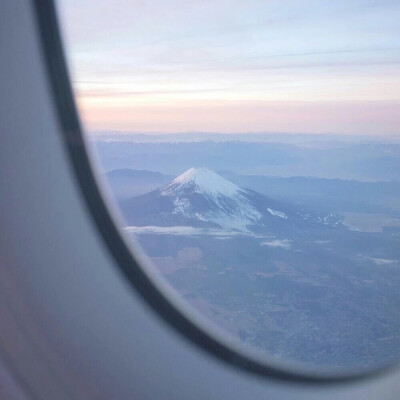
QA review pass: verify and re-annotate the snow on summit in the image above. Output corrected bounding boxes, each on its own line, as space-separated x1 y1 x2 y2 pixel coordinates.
160 167 262 231
161 167 241 198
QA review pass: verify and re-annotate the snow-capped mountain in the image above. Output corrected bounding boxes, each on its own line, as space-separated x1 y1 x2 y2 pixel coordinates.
160 167 262 230
119 167 342 234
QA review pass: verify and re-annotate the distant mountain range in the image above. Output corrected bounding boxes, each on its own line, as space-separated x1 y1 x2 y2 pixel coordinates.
105 168 400 215
105 169 172 198
94 139 400 181
119 167 342 235
91 131 400 144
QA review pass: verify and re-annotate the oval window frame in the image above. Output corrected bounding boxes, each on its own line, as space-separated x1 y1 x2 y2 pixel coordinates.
33 0 400 384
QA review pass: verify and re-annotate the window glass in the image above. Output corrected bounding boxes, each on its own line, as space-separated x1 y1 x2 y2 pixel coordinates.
57 0 400 373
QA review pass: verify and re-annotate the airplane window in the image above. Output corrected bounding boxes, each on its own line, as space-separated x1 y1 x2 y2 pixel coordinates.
54 0 400 378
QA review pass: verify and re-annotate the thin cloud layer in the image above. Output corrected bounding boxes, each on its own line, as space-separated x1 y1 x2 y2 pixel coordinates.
57 0 400 135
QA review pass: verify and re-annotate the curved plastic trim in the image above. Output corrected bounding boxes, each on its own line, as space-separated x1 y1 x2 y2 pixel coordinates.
32 0 398 385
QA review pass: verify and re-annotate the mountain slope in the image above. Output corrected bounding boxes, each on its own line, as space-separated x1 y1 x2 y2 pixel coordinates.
120 167 342 234
105 169 172 199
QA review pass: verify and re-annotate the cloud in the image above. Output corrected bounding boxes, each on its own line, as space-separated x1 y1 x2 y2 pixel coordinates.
78 99 400 136
59 0 400 134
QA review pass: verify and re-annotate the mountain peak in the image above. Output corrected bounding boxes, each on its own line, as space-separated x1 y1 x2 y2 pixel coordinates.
159 167 261 230
161 167 241 198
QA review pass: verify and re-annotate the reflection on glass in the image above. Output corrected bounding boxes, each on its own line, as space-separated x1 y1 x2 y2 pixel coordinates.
58 0 400 371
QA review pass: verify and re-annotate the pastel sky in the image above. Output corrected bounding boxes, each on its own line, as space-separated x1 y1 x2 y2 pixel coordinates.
57 0 400 135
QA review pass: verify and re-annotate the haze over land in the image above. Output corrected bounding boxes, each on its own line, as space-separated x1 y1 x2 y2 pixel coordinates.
107 164 400 370
87 128 400 371
93 133 400 181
